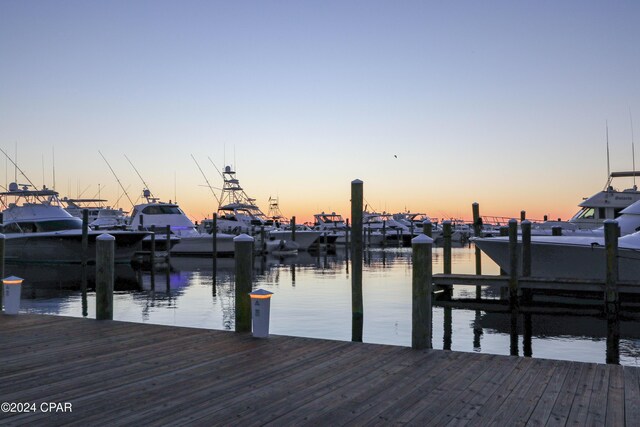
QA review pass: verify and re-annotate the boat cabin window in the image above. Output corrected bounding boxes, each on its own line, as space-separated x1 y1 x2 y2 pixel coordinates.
250 219 263 226
614 208 625 218
142 205 182 215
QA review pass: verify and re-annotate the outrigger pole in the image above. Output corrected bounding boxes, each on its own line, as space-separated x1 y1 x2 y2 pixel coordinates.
98 151 136 209
191 154 221 205
124 154 157 201
0 147 38 190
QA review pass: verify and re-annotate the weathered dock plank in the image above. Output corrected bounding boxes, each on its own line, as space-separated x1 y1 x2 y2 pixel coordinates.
0 314 638 426
624 366 640 426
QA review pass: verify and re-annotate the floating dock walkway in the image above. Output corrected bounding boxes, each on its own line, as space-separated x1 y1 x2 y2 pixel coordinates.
1 314 639 425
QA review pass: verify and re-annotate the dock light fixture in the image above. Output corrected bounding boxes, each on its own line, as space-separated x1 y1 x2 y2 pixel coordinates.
249 289 274 338
3 276 24 315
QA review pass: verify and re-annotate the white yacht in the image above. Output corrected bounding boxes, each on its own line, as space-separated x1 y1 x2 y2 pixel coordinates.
129 190 234 256
392 212 444 240
363 211 414 246
208 166 312 251
0 183 147 263
473 200 640 281
61 197 129 230
313 212 348 244
537 171 640 232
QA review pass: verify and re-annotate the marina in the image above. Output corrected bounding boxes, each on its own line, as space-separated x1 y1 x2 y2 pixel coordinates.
11 244 640 367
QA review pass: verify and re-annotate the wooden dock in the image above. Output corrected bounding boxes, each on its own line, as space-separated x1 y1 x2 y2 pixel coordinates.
1 314 639 425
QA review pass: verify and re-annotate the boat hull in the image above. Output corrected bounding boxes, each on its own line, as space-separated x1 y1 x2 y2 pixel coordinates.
170 234 235 257
3 230 147 264
269 230 321 250
474 237 640 281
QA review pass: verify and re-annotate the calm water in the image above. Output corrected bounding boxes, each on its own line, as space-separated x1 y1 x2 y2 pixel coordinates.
13 246 640 367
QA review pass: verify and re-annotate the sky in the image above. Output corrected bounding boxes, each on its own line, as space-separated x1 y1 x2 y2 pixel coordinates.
2 0 640 224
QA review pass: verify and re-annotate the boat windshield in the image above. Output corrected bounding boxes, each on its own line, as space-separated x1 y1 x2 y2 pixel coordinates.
572 207 596 220
141 205 183 215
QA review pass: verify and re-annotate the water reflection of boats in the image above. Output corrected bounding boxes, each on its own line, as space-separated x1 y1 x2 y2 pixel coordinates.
11 262 140 299
139 270 193 292
479 310 640 340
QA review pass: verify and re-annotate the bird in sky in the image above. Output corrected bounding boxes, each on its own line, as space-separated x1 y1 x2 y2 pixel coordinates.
394 155 397 158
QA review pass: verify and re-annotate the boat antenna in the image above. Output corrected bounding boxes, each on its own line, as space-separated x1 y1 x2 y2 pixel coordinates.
606 121 611 180
0 146 38 190
124 154 156 200
52 147 56 190
631 108 636 188
14 141 17 183
98 151 135 208
191 154 221 205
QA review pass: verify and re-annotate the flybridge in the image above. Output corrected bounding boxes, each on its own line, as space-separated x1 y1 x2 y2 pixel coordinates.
1 182 58 197
604 171 640 192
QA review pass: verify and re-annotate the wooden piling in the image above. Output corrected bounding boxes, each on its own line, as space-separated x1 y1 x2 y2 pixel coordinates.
472 202 482 299
345 218 350 249
411 235 433 349
499 226 508 236
0 234 4 309
510 307 518 356
604 220 619 310
351 179 364 342
606 310 620 365
96 234 115 320
290 216 296 242
521 220 531 277
422 220 432 238
165 225 171 265
382 220 386 249
150 225 156 290
81 209 89 317
234 234 254 333
444 306 452 351
260 226 266 254
212 214 217 284
520 210 526 221
551 226 562 236
443 220 452 275
508 218 518 302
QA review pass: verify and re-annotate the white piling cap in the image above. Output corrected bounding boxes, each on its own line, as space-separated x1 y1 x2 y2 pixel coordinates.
0 233 5 239
422 219 431 224
603 219 618 225
521 219 531 225
412 234 434 245
3 276 23 285
508 218 518 224
249 289 274 297
351 179 363 184
96 233 115 241
234 233 255 242
442 220 451 225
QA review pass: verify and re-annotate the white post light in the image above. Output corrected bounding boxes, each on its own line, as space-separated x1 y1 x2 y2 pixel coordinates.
249 289 274 338
3 276 24 315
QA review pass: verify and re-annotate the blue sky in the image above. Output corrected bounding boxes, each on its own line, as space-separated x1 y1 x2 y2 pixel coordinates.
2 1 640 222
